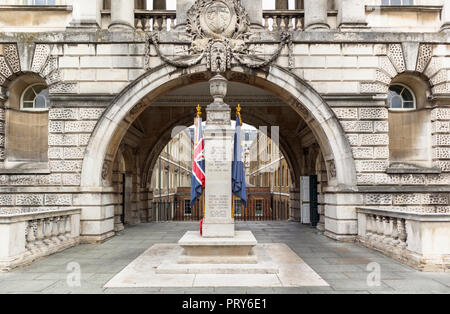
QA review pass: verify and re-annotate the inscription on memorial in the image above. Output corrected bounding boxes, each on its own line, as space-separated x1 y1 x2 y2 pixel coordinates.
207 195 229 218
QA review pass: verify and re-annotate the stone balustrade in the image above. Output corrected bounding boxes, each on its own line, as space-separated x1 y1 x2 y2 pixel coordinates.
357 208 450 271
134 10 177 31
0 208 81 271
262 10 304 31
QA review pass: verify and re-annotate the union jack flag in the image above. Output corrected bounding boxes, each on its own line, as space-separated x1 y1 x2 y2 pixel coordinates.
190 114 205 206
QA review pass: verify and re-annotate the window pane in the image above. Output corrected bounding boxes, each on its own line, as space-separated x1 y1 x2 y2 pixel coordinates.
23 88 36 102
184 200 192 215
391 0 401 5
403 101 414 109
22 101 34 109
391 95 403 109
34 95 47 109
255 200 263 216
234 200 241 216
390 85 403 96
401 89 414 102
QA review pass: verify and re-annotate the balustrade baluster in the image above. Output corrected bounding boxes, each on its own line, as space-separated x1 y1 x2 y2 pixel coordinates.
295 17 302 30
279 16 286 30
287 16 293 30
35 219 45 250
273 16 279 30
26 221 37 252
264 16 269 30
135 17 143 31
161 15 167 31
383 217 392 244
143 17 150 32
365 214 373 239
153 17 160 31
65 215 72 239
58 216 67 242
398 218 407 249
375 215 382 241
391 218 399 246
51 217 61 244
43 218 52 246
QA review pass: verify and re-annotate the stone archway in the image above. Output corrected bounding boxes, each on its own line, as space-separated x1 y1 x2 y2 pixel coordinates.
79 62 358 242
82 63 357 190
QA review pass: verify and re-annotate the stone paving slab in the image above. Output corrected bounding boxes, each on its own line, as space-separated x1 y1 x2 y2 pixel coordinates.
0 222 449 294
104 243 328 288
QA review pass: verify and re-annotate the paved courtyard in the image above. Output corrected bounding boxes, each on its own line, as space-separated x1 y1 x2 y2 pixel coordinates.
0 222 449 294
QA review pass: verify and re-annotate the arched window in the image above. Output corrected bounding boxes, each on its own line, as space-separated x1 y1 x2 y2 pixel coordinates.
5 76 49 164
20 84 50 111
387 84 415 110
387 75 432 168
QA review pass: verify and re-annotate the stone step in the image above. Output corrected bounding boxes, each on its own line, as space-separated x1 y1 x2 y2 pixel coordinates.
156 262 279 275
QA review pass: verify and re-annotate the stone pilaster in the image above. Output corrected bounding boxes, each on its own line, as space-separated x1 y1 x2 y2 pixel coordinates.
69 0 102 29
109 0 135 31
442 1 450 32
241 0 263 29
175 0 196 31
337 0 368 31
304 0 330 31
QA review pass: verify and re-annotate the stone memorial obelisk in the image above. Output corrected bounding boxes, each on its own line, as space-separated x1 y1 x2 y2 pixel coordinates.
177 74 258 265
202 74 235 238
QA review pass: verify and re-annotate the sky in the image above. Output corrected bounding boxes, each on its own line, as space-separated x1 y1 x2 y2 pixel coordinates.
146 0 297 10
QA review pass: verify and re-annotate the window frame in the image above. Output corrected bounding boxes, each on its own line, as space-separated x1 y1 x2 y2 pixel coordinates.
20 83 50 112
387 83 417 112
255 199 263 217
234 199 242 216
184 200 192 216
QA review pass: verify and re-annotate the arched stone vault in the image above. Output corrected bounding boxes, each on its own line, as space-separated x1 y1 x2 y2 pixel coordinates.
81 62 357 193
139 110 303 190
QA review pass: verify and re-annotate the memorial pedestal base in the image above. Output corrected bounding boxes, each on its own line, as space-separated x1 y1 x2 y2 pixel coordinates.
178 231 258 264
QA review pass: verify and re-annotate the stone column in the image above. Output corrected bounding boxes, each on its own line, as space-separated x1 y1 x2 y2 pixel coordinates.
241 0 263 29
337 0 368 31
442 1 450 32
203 75 235 238
175 0 196 31
69 0 102 29
275 0 289 10
109 0 135 31
304 0 329 30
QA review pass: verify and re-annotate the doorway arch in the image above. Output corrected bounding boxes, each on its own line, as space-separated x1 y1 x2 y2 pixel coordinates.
81 63 357 192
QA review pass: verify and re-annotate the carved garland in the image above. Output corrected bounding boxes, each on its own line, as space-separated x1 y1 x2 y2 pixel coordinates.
146 0 291 72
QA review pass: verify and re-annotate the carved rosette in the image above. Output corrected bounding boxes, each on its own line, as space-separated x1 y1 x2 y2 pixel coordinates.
148 0 290 73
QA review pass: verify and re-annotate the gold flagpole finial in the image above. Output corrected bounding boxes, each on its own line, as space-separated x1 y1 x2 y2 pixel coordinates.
237 104 242 125
196 104 202 118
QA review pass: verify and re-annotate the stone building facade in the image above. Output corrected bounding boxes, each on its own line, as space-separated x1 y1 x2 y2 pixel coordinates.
248 132 291 221
0 0 449 271
150 128 193 221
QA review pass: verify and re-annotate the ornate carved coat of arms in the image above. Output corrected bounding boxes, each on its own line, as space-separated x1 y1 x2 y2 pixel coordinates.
148 0 291 73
